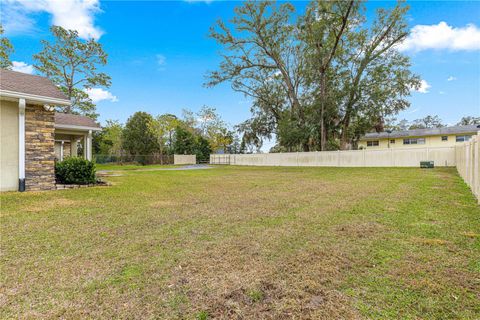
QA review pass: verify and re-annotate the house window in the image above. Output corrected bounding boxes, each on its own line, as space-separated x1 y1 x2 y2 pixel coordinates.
456 135 472 142
441 136 448 141
367 140 379 147
403 138 426 145
390 139 395 144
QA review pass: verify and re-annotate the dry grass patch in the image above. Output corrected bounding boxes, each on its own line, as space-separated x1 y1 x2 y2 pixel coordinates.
412 237 450 246
461 231 479 238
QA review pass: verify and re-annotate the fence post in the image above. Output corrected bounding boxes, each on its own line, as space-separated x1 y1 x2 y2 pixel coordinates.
476 134 480 202
474 135 479 201
466 143 470 183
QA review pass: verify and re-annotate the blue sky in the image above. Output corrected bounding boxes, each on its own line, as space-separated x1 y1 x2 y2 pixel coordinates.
3 0 480 133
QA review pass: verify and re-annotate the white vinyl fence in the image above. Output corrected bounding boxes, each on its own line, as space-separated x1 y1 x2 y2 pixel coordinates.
211 147 456 167
455 133 480 203
174 154 196 165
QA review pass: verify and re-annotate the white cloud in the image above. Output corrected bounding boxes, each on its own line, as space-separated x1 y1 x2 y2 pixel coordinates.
439 91 446 95
447 76 457 81
2 0 103 40
399 22 480 52
411 80 431 94
84 88 118 103
1 2 36 35
418 80 431 93
11 61 35 74
156 54 166 66
156 54 166 70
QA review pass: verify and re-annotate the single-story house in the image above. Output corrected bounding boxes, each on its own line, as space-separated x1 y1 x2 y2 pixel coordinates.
0 69 101 192
359 125 480 149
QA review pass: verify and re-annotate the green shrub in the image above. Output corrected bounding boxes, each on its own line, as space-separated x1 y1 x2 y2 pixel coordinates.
55 157 96 185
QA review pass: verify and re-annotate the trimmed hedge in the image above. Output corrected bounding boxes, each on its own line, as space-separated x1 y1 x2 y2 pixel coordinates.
55 157 96 185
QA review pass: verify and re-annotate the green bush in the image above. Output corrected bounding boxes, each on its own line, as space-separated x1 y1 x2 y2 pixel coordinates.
55 157 96 185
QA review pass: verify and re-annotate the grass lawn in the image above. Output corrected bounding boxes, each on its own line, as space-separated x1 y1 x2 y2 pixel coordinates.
1 166 479 319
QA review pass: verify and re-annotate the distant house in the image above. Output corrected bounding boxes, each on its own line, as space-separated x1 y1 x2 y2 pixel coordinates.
359 125 480 149
0 69 101 192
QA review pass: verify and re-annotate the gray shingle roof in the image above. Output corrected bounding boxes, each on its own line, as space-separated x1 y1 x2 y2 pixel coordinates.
361 125 480 140
55 113 101 129
0 69 69 101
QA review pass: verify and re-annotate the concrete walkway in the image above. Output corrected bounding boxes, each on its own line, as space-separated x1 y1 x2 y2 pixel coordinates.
157 164 213 171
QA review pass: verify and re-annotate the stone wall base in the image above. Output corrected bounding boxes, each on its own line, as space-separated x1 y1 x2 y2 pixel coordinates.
25 104 55 191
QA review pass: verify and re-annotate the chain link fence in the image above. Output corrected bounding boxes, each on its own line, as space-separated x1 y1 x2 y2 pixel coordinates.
94 154 174 165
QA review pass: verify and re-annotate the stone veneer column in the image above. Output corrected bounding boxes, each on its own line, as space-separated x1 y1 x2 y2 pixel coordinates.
25 104 55 191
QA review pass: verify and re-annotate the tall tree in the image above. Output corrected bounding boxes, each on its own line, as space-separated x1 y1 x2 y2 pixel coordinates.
195 136 213 163
206 1 310 150
33 26 111 119
173 125 197 155
236 116 271 153
94 120 123 156
332 2 420 148
0 25 13 69
385 118 409 131
301 0 359 150
122 112 158 164
457 116 480 126
149 114 180 162
213 128 235 153
409 115 445 129
208 1 419 152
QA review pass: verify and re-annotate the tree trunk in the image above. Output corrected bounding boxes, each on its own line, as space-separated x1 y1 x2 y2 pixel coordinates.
302 141 309 152
340 117 350 150
319 74 327 151
160 145 163 165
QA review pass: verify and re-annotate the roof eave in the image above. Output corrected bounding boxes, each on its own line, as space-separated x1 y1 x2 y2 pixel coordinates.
55 124 102 132
0 89 71 106
360 129 479 140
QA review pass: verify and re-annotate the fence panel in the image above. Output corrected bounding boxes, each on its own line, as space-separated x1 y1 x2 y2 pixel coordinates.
455 133 480 203
210 147 456 168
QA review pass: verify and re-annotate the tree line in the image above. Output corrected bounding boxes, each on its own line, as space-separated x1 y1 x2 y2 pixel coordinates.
387 115 480 131
93 106 240 164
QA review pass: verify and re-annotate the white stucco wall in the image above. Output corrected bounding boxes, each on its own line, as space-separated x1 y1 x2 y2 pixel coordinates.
0 100 19 191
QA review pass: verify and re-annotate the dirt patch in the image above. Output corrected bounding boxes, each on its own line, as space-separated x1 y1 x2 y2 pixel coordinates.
174 241 360 319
